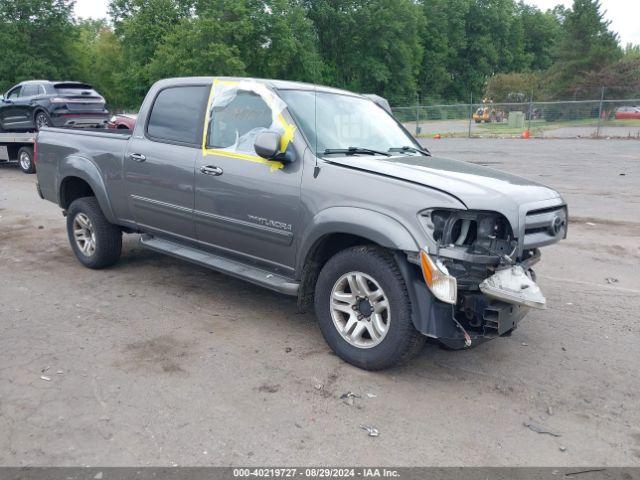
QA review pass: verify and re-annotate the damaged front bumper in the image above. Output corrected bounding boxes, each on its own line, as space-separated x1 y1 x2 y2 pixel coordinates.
480 265 546 310
397 248 546 350
403 203 566 349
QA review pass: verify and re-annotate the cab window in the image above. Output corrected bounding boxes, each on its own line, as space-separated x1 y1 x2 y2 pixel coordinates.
146 85 210 146
207 90 273 154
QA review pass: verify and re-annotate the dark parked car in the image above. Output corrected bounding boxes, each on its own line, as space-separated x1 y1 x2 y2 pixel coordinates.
0 80 110 132
107 113 137 130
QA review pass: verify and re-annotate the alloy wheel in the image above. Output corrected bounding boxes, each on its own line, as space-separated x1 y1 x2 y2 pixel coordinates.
19 151 31 171
330 271 390 349
35 113 50 129
73 213 96 256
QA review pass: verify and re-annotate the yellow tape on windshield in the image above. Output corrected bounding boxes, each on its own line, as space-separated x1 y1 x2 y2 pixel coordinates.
201 78 296 172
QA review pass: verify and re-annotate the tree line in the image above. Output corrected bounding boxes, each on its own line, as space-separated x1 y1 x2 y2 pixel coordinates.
0 0 637 110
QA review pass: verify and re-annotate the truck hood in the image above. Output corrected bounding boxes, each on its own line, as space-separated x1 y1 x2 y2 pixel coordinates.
326 154 561 212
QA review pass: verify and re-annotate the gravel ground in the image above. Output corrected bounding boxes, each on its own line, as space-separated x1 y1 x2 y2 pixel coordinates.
0 138 639 467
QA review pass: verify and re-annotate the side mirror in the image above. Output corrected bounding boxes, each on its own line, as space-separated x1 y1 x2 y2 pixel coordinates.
254 131 281 160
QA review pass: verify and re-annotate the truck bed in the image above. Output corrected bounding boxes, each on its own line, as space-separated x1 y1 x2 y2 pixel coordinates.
35 127 132 213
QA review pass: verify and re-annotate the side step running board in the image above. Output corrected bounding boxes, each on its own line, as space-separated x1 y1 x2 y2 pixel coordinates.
140 235 299 296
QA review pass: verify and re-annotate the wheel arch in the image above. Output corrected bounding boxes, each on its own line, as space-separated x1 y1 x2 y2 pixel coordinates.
58 157 116 223
33 107 49 122
297 208 418 272
295 207 419 312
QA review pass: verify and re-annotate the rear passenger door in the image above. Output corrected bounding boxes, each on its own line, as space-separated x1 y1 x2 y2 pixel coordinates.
19 84 43 128
124 83 210 240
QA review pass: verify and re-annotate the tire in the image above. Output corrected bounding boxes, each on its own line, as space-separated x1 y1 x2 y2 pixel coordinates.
66 197 122 269
34 110 52 131
314 245 425 370
17 146 36 174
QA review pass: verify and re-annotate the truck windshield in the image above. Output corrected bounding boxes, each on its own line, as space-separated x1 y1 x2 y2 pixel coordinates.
278 89 420 157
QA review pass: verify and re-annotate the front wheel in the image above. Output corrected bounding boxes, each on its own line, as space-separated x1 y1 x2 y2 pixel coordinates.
314 246 425 370
66 197 122 269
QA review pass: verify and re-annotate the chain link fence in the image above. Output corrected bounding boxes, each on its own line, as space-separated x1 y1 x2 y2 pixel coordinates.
394 97 640 139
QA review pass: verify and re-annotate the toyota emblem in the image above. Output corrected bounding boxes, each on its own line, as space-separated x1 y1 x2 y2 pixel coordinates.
550 215 566 236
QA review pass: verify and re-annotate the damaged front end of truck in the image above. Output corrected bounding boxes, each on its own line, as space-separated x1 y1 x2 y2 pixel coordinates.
401 201 568 349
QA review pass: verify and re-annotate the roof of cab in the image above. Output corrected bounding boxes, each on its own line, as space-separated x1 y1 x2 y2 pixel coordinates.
17 80 94 88
153 76 363 98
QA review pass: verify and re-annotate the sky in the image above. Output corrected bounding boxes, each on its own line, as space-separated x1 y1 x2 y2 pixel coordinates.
74 0 640 47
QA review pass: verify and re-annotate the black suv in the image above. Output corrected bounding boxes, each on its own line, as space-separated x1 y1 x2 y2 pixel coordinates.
0 80 110 132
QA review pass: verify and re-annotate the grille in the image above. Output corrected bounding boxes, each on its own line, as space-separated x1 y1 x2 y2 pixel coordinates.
523 205 567 249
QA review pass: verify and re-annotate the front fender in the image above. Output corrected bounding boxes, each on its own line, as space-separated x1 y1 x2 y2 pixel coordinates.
57 155 117 223
296 206 419 272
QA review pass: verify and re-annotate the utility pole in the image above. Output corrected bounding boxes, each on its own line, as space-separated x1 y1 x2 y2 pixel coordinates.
468 92 473 138
596 86 605 138
528 90 533 134
415 92 421 136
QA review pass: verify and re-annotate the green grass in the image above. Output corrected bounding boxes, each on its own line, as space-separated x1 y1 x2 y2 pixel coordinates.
414 118 640 138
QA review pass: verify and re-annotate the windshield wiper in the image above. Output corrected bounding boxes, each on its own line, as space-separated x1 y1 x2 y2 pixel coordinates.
324 147 392 157
389 145 431 156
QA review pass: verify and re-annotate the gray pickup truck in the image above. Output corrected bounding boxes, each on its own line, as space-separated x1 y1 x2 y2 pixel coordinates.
35 77 568 370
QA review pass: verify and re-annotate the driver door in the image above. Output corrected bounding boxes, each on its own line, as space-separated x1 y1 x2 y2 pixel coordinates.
0 86 32 130
194 81 304 274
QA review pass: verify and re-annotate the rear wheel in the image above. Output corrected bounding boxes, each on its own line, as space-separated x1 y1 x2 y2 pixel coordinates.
314 245 425 370
34 111 52 131
18 146 36 174
66 197 122 269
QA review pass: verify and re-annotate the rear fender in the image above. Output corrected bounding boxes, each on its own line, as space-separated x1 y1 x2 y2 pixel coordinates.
57 155 116 223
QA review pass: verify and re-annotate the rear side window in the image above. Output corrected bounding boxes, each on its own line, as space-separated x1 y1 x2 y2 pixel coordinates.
147 86 209 146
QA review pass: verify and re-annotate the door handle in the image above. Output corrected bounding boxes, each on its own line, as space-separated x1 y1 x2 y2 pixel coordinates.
129 153 146 162
200 165 223 176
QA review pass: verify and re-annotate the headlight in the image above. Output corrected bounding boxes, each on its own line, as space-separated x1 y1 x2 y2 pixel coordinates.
420 250 457 304
420 209 514 253
110 116 117 123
